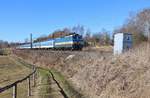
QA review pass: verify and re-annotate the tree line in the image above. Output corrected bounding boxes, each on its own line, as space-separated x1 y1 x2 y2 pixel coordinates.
0 40 21 48
0 40 9 48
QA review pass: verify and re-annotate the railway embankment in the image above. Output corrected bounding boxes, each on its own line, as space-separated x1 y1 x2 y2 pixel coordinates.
13 44 150 98
13 49 112 98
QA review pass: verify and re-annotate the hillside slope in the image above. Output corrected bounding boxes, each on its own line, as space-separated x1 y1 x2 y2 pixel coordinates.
14 45 150 98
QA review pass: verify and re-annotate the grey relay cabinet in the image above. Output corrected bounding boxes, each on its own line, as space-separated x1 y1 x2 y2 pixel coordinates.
114 33 132 55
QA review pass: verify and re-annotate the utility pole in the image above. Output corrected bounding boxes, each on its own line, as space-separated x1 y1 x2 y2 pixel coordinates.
146 22 150 50
148 25 150 60
148 26 150 44
30 33 33 49
148 28 150 43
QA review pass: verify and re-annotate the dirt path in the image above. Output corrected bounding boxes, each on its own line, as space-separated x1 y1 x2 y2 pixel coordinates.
31 68 66 98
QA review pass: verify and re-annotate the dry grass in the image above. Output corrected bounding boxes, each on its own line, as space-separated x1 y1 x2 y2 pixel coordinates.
83 45 113 52
71 43 150 98
14 44 150 98
0 56 32 98
0 56 32 86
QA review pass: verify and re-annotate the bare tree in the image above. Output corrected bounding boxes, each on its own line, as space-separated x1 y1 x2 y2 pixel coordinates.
99 29 111 45
63 28 71 34
84 29 91 41
0 40 9 48
72 25 85 35
114 8 150 45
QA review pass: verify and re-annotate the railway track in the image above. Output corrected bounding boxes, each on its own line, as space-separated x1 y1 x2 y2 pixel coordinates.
16 48 112 54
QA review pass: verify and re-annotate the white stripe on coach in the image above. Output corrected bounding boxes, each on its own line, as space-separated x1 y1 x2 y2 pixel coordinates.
55 41 73 45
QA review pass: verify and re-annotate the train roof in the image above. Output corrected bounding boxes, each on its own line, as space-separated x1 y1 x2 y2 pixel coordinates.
19 33 81 45
61 32 81 37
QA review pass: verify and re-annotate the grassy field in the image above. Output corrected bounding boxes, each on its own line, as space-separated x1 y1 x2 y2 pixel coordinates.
0 56 32 98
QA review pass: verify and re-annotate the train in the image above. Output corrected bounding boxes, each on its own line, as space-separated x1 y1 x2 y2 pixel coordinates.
17 33 84 50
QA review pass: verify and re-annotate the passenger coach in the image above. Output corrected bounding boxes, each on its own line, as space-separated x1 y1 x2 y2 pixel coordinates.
17 33 84 50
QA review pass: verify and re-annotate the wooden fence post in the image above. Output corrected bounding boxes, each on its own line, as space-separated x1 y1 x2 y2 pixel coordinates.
33 73 35 87
28 76 31 96
13 84 17 98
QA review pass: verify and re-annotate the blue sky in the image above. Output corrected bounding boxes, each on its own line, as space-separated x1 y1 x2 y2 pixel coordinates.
0 0 150 42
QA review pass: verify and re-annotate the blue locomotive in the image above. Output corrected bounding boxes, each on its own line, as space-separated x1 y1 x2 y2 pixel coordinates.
18 33 84 50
